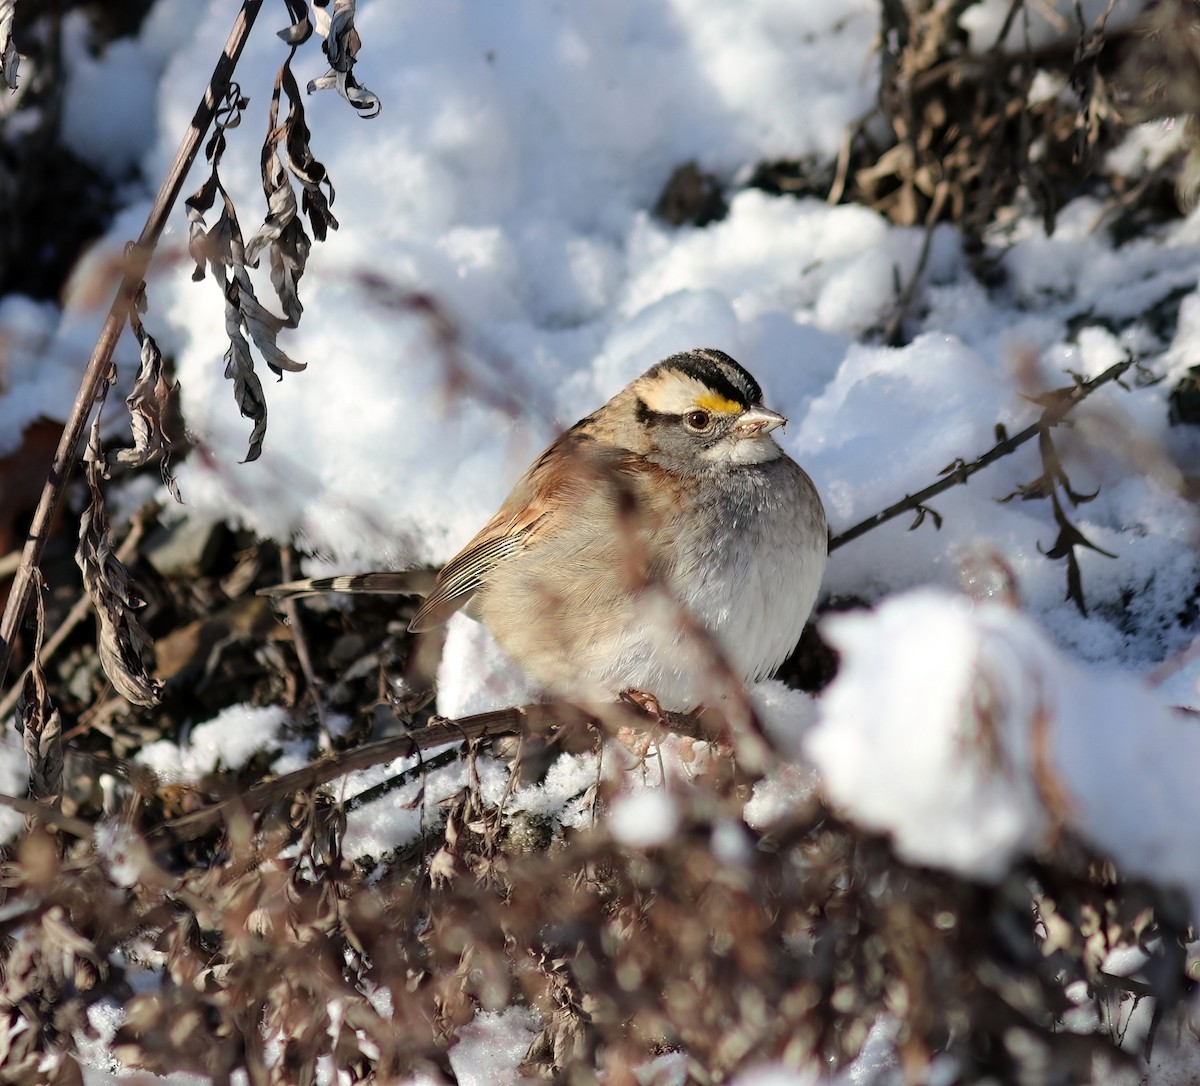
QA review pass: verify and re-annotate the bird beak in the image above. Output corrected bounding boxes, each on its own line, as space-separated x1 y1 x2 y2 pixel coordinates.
732 406 786 438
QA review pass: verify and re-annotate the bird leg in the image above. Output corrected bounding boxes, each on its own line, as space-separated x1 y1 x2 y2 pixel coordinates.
619 688 669 726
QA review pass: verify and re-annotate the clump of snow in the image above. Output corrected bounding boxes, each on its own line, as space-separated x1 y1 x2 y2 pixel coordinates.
59 1 206 177
436 612 535 718
807 590 1200 913
744 762 820 832
0 731 28 841
0 296 71 457
751 679 819 758
608 788 680 848
60 15 158 176
135 703 289 781
806 591 1048 877
502 748 600 821
1153 653 1200 713
446 1006 540 1086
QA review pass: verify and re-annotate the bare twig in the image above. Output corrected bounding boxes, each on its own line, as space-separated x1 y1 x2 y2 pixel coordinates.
0 0 265 699
155 701 726 844
881 178 950 345
279 544 332 752
828 355 1137 552
0 791 94 839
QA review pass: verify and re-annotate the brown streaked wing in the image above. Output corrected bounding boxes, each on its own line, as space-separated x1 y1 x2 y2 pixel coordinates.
408 535 526 631
407 434 596 632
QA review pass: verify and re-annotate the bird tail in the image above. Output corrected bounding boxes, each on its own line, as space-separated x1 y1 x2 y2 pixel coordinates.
258 569 438 601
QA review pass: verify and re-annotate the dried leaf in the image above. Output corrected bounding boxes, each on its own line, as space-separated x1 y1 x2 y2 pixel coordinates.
14 575 63 810
308 0 381 116
907 504 943 532
245 44 338 327
108 307 182 502
222 284 269 463
0 0 17 91
1039 517 1117 565
276 0 313 47
76 423 163 706
1039 502 1117 616
998 476 1051 503
232 266 304 376
185 85 305 460
185 173 249 284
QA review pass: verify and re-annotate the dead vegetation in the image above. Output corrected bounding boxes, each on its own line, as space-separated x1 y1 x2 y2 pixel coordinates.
1 0 1200 1083
0 684 1195 1083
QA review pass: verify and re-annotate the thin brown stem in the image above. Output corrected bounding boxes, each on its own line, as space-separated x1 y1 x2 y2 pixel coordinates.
279 544 333 752
829 356 1137 552
0 1 265 699
154 701 724 845
882 179 949 346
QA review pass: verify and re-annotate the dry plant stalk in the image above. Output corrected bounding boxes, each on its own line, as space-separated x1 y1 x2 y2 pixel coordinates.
0 0 268 698
830 353 1143 614
0 697 1191 1083
0 0 378 707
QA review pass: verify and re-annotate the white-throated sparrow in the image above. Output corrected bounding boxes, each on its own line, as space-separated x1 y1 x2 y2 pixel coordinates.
265 349 827 710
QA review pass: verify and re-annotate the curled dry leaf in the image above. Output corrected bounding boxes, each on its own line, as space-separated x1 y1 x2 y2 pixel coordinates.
76 424 163 707
277 0 313 48
15 576 63 811
222 271 270 462
108 288 182 502
19 682 62 812
178 15 375 461
309 0 381 116
186 87 304 462
0 0 16 91
245 60 338 326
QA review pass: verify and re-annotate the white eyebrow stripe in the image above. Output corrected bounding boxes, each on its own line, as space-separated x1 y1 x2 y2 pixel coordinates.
639 371 741 415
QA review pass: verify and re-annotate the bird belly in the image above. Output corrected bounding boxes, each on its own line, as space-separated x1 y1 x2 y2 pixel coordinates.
474 460 826 710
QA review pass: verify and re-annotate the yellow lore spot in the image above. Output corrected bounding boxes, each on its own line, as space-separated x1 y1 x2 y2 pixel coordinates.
638 369 746 416
694 391 743 415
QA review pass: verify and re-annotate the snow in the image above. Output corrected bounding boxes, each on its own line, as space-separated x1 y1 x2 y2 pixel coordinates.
608 787 681 848
135 703 289 781
445 1007 540 1086
3 0 1200 1080
436 612 536 719
807 589 1200 906
0 730 28 840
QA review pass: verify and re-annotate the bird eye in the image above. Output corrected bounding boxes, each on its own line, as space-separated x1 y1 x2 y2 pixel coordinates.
684 409 712 432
